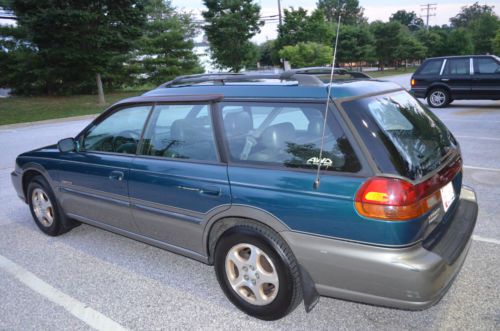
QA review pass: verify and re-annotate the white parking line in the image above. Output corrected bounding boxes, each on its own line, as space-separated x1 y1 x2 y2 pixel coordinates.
464 165 500 173
0 254 128 331
472 235 500 245
456 135 500 142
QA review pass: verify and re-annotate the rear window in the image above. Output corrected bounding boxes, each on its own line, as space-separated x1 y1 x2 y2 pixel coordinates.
418 59 443 75
343 91 459 180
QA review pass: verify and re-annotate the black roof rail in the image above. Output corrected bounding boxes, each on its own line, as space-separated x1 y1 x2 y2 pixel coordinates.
290 67 372 79
158 72 324 88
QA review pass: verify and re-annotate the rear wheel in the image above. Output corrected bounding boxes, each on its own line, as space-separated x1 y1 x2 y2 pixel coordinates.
427 88 450 108
27 175 78 236
214 223 302 320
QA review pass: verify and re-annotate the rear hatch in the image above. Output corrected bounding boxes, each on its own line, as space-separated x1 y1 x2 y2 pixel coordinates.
341 90 462 241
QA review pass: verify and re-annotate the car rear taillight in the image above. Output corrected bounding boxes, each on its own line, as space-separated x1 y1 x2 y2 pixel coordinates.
355 158 462 221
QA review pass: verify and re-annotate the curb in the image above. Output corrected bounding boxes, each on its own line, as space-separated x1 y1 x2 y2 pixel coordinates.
0 114 97 130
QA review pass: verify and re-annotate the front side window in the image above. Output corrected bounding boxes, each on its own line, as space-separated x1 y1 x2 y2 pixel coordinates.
221 102 361 173
474 57 500 74
444 58 470 75
83 105 151 154
419 59 443 75
140 104 217 161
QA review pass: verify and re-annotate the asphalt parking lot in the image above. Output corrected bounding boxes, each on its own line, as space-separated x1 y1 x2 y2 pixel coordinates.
0 74 499 330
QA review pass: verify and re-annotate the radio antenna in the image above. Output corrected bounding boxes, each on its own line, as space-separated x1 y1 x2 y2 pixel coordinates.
313 1 344 189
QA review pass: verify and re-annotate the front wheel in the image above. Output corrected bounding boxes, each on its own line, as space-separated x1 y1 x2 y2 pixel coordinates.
27 175 79 236
214 223 302 320
427 88 451 108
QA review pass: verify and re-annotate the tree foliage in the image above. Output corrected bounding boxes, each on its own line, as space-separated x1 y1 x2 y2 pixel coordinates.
278 42 332 68
336 24 375 66
450 2 496 28
131 0 203 85
277 8 333 48
316 0 365 25
202 0 263 72
390 10 424 32
493 29 500 55
1 0 146 95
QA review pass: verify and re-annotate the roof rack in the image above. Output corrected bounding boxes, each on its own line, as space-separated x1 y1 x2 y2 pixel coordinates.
159 72 325 88
290 67 371 79
158 67 371 89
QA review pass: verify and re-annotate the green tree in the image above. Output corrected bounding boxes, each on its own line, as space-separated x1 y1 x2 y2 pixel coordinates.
415 28 446 57
277 8 333 48
278 42 332 68
1 0 146 98
493 29 500 55
370 21 404 69
445 28 474 55
450 2 496 28
395 32 427 66
316 0 366 25
132 0 203 85
258 40 280 67
202 0 263 72
336 24 375 67
390 10 424 32
468 13 499 54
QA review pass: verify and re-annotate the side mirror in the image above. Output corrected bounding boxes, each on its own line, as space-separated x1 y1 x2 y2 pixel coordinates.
57 137 76 153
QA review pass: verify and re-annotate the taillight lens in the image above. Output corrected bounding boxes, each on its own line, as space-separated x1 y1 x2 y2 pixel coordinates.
354 177 440 221
355 158 462 221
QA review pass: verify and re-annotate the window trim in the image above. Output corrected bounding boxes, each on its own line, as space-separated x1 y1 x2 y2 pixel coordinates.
439 59 447 76
217 100 368 176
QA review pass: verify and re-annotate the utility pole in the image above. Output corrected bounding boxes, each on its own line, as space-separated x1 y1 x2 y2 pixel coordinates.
420 3 436 30
277 0 283 27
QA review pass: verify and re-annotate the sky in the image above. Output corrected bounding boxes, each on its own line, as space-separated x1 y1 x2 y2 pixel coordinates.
170 0 500 43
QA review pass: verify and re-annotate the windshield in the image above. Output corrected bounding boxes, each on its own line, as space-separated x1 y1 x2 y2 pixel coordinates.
342 91 459 180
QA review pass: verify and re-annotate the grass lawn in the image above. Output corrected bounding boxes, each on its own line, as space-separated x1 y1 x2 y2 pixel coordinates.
0 91 144 126
367 67 417 78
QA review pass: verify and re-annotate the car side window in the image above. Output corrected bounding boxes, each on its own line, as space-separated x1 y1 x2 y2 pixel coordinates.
419 59 443 75
140 104 217 161
444 58 470 75
83 105 151 154
221 102 361 173
474 57 500 74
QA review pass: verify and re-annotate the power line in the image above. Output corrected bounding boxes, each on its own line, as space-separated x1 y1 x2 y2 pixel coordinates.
420 3 436 30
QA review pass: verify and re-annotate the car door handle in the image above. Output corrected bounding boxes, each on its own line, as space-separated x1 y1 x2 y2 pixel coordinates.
199 186 221 196
441 78 450 82
109 171 125 181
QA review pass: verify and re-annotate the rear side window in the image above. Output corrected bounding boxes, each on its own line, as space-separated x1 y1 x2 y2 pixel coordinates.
343 91 459 180
474 57 500 74
140 104 217 161
418 59 443 75
220 102 361 173
444 58 470 75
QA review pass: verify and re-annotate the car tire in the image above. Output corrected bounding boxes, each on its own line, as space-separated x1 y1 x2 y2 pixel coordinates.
214 223 302 320
427 88 450 108
27 175 79 236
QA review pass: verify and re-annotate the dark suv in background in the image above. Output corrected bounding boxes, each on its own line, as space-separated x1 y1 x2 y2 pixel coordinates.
410 55 500 107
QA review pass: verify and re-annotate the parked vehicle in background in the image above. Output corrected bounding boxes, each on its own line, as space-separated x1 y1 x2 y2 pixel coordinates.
11 71 478 320
410 55 500 107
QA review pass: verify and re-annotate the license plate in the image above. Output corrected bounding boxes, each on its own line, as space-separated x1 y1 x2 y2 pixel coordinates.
440 182 455 212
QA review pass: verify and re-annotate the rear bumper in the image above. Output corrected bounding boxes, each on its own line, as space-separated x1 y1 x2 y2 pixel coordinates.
410 88 426 99
283 186 477 310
